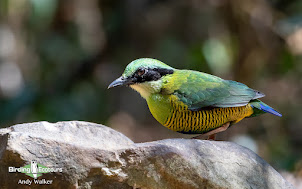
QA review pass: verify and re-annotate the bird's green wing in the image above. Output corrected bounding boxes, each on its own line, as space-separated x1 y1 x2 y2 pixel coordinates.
161 70 264 111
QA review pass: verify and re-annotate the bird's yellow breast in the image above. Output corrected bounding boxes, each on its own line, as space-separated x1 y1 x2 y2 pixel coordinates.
163 98 254 134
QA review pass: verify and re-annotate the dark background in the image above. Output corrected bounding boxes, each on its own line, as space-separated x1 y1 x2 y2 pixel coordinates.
0 0 301 179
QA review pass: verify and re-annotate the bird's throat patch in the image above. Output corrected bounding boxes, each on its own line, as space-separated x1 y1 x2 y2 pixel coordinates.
130 80 163 99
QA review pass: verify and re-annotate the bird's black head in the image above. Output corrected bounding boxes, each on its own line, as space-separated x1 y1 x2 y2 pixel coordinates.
108 58 174 88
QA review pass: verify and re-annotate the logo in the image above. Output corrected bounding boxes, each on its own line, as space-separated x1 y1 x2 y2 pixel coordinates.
8 160 63 185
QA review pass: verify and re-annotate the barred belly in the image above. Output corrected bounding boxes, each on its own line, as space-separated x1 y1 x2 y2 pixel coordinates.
164 103 254 134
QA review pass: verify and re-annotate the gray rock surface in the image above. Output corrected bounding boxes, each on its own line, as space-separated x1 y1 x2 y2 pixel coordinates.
0 121 294 189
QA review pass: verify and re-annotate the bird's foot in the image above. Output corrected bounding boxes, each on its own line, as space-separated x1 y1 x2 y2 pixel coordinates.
192 122 231 140
207 134 216 140
192 133 217 140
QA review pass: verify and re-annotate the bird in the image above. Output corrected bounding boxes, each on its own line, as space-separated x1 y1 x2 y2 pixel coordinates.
108 58 282 140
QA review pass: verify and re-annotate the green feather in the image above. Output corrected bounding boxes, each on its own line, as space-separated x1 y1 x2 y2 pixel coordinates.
162 70 264 111
123 58 174 78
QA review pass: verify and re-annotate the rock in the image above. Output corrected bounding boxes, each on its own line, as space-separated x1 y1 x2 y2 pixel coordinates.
0 121 293 189
281 172 302 189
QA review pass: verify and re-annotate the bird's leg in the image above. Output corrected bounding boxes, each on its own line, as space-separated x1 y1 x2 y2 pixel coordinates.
192 122 231 140
207 134 217 140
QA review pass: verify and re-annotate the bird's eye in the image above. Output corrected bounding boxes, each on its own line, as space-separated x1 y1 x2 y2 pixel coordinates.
137 69 145 76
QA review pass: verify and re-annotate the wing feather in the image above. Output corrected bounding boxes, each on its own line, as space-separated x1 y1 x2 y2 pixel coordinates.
162 70 264 111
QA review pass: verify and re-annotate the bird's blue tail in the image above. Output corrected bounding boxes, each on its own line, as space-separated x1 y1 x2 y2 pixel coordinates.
249 99 282 117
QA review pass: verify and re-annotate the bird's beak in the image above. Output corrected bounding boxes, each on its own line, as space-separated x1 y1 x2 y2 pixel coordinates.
108 76 127 89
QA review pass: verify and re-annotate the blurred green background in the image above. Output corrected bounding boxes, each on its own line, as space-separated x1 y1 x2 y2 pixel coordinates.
0 0 301 181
